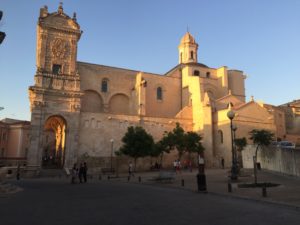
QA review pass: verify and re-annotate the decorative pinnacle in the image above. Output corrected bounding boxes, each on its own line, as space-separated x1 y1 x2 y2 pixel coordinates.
58 2 63 14
73 12 77 21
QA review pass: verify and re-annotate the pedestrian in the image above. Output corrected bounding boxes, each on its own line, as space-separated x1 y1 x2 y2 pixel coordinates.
16 163 20 180
188 160 193 172
83 162 88 183
173 160 177 171
78 163 84 183
71 163 78 184
177 160 181 173
128 162 134 177
221 157 225 169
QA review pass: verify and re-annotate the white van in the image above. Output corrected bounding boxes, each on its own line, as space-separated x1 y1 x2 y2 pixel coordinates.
278 141 295 149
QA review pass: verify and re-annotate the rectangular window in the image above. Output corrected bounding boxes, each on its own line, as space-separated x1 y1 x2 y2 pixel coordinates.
2 132 6 141
52 64 62 75
190 51 194 59
193 70 200 76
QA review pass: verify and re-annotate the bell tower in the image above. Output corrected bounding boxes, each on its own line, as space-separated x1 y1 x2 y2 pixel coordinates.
36 3 81 76
178 32 198 64
28 4 83 171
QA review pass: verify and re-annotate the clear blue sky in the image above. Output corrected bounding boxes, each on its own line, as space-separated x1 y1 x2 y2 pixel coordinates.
0 0 299 120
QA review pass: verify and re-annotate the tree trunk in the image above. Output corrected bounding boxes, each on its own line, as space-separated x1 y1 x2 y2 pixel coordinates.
160 153 164 168
253 155 257 184
253 145 260 184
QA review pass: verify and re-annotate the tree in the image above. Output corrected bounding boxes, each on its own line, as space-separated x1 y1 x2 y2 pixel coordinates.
158 124 205 164
163 123 186 159
249 129 274 184
149 141 163 166
184 131 205 155
119 126 154 170
234 137 247 152
234 137 247 172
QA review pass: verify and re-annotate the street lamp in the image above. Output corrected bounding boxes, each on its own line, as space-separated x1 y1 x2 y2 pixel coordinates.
232 125 237 167
110 139 114 172
196 152 207 192
227 109 238 180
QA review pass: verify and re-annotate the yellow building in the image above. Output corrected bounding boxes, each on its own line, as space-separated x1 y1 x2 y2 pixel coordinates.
27 5 286 171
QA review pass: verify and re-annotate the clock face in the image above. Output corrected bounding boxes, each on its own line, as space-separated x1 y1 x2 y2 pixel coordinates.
52 38 67 59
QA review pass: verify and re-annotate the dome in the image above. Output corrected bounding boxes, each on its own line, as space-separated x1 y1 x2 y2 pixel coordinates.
180 32 196 44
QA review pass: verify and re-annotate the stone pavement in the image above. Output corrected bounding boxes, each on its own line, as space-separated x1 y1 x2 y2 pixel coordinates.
1 168 300 209
2 177 300 225
109 168 300 208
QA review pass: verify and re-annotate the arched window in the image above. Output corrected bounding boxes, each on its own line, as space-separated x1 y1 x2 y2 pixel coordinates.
101 79 108 93
190 51 194 59
206 72 211 78
157 87 163 100
180 52 183 63
218 130 223 144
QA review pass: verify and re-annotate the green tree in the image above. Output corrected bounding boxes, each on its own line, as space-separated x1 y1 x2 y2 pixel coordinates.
158 124 205 162
234 137 247 152
249 129 274 184
119 126 154 170
184 131 205 155
166 123 186 159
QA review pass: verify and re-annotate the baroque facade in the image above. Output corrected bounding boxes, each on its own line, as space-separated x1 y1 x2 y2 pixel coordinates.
28 4 286 171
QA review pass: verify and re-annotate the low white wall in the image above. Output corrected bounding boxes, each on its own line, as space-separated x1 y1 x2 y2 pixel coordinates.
242 145 300 177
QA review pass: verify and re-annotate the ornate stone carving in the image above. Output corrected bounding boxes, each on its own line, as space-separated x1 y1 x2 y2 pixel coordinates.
70 103 81 112
52 38 67 59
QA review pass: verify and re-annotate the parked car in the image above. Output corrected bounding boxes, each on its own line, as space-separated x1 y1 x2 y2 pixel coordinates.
277 141 295 149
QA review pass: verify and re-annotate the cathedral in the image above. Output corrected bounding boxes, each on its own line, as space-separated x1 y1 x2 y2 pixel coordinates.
27 4 286 171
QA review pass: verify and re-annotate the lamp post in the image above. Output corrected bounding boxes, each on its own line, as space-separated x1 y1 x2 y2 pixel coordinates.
232 125 237 168
110 139 114 172
197 152 207 192
227 110 238 180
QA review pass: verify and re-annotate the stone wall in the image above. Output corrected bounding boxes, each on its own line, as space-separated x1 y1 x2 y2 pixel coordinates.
77 112 195 171
242 145 300 177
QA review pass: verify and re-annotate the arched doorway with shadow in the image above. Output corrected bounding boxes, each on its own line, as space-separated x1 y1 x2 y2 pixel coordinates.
42 115 67 169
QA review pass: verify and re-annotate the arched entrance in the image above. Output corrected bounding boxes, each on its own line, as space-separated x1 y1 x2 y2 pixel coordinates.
42 115 67 168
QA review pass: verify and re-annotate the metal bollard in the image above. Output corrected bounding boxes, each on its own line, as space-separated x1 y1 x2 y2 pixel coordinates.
98 175 102 180
107 176 110 180
181 179 185 187
262 185 267 197
197 174 207 192
228 182 232 193
138 176 141 182
128 176 130 181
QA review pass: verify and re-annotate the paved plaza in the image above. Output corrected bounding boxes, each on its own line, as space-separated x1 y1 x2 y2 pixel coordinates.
1 169 300 225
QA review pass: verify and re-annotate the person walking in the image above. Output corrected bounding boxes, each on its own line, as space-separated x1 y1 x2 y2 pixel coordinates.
16 163 20 180
128 162 134 177
78 163 84 183
221 157 225 169
173 160 177 171
83 162 88 183
71 163 78 184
